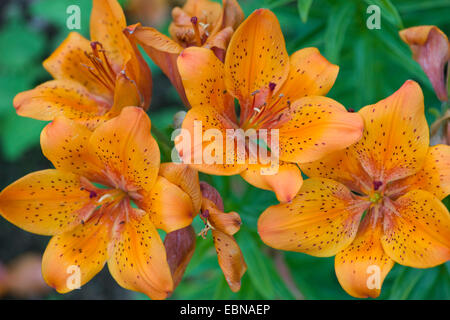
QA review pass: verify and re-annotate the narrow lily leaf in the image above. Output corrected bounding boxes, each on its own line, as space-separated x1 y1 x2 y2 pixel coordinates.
364 0 403 28
297 0 313 23
236 230 276 299
353 36 376 107
324 2 355 63
388 267 426 300
212 276 233 299
372 23 430 88
407 268 441 299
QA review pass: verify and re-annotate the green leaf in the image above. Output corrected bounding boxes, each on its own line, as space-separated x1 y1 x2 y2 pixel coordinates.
352 36 376 107
371 23 430 89
266 0 296 10
284 252 353 299
388 265 450 300
236 230 276 299
0 17 45 72
0 72 40 116
388 267 425 299
0 114 47 161
324 2 355 64
297 0 313 23
364 0 403 28
213 277 233 300
30 0 92 37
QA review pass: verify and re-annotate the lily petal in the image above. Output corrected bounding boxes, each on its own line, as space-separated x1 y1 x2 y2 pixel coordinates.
159 163 202 215
40 117 104 182
164 225 196 289
0 170 96 235
277 47 339 103
138 176 194 233
335 216 394 299
381 190 450 268
177 103 245 175
400 26 449 101
200 181 224 210
219 0 244 31
122 28 152 110
178 46 236 121
89 107 160 192
14 80 108 125
240 162 303 203
90 0 130 71
202 198 241 236
224 9 289 104
258 178 369 257
213 230 247 292
278 96 364 164
388 144 450 200
356 80 429 183
204 27 234 62
300 148 373 195
108 213 173 299
42 32 112 100
41 213 110 293
108 69 142 115
130 26 188 106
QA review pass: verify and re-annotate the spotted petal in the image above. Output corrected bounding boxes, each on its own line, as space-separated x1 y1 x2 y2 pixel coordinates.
13 80 109 125
42 213 110 293
277 47 339 104
240 161 303 203
388 145 450 200
0 170 96 235
108 213 173 299
89 107 160 192
335 216 394 299
381 190 450 268
278 96 364 164
224 9 289 105
258 178 369 257
355 80 429 183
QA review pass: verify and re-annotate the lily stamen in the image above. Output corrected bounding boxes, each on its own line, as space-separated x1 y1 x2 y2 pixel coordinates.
190 16 203 46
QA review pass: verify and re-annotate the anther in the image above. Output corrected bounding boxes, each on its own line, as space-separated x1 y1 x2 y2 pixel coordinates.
373 181 383 191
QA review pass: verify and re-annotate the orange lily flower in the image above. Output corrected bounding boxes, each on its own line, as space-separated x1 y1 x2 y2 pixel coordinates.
0 107 201 299
175 9 364 203
258 80 450 298
199 182 247 292
13 0 151 129
400 26 449 101
127 0 244 107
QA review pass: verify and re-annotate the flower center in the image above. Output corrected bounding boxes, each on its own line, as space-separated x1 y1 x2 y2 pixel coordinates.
96 188 127 207
368 180 385 204
241 82 289 130
369 191 382 204
82 41 117 93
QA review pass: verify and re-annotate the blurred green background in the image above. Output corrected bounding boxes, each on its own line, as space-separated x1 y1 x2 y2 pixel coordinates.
0 0 449 300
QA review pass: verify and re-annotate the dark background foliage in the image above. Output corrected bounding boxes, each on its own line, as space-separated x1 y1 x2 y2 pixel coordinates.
0 0 449 299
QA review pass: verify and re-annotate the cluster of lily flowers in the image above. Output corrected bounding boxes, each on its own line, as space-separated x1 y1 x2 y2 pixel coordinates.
0 0 449 299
